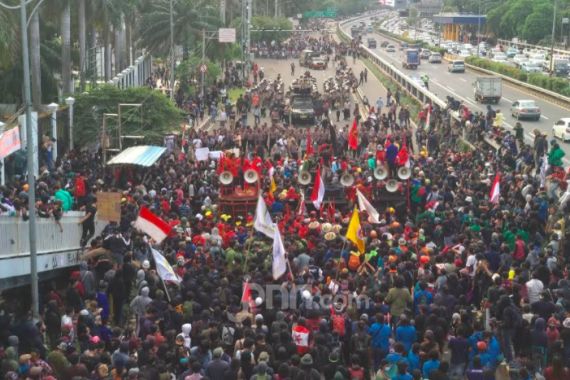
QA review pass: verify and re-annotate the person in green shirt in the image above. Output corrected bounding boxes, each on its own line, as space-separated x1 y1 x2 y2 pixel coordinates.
548 142 565 167
54 184 73 211
384 276 412 324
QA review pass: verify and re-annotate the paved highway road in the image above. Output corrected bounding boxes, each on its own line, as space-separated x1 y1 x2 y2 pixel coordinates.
342 17 570 165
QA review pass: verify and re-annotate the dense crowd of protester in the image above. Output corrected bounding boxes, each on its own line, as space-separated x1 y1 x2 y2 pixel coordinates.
1 27 570 380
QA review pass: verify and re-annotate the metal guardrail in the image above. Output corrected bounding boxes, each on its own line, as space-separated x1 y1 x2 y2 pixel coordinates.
496 38 570 57
371 26 570 109
339 21 446 110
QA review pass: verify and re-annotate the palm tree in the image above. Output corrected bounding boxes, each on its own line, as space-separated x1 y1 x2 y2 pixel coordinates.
61 0 72 95
137 0 219 57
78 0 86 91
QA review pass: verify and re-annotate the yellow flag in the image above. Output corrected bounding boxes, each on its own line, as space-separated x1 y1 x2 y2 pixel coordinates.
270 175 277 194
346 208 365 254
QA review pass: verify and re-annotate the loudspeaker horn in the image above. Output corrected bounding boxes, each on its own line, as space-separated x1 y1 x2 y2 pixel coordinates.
340 173 355 187
374 165 388 180
298 171 312 185
219 171 234 185
386 179 399 193
244 169 259 184
398 166 411 180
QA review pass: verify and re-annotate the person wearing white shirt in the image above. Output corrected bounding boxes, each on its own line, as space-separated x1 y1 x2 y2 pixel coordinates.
526 275 544 304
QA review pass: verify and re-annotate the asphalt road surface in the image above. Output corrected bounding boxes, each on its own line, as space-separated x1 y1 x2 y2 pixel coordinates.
342 17 570 165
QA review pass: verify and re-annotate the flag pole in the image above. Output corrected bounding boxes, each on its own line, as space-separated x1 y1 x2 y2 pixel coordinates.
335 238 348 281
161 276 172 303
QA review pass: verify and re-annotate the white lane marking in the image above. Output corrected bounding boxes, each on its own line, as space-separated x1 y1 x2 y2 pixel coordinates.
503 96 513 103
459 78 467 82
541 115 549 120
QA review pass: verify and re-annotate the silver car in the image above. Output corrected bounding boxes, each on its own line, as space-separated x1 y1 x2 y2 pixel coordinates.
511 99 541 121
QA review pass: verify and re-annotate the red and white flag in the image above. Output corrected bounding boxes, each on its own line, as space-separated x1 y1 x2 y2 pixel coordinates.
297 192 307 216
241 280 256 312
292 324 310 354
134 206 172 243
310 167 325 209
489 174 501 204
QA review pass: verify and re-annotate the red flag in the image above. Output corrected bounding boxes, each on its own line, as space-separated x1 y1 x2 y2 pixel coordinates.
306 131 314 156
489 174 501 204
348 118 358 150
328 202 336 222
241 281 256 312
396 144 409 167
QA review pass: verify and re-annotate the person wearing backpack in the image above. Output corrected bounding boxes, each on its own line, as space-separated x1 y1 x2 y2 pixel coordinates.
368 313 392 371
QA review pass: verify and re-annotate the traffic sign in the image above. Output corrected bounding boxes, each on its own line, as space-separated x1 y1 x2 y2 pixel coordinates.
200 64 208 73
303 7 336 19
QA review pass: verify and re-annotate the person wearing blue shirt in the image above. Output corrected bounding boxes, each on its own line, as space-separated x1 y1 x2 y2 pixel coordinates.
368 313 392 371
392 361 413 380
422 349 441 378
407 343 421 372
386 343 409 367
395 316 417 353
413 281 433 313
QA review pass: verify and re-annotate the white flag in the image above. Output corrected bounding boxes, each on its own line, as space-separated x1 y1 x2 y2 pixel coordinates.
254 194 275 239
356 189 380 224
151 248 181 284
272 224 287 280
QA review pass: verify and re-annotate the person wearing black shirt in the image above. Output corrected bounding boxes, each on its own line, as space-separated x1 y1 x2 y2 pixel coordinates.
80 197 97 247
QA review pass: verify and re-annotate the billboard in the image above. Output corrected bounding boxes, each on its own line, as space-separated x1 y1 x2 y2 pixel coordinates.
218 28 236 43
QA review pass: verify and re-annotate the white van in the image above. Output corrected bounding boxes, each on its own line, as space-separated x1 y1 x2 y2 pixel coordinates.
448 60 465 73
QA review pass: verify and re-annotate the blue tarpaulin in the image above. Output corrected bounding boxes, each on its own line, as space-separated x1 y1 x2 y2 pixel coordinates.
106 145 166 167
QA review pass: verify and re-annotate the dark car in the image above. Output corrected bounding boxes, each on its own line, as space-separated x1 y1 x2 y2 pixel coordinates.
380 41 389 48
290 96 315 125
367 38 377 49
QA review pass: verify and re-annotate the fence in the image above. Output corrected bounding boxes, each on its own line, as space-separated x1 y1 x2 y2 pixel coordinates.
0 212 105 287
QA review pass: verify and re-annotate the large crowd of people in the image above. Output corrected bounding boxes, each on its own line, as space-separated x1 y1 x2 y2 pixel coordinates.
1 28 570 380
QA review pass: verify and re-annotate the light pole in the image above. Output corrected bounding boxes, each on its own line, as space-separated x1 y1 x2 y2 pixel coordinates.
65 97 75 150
0 0 41 319
549 0 557 75
47 102 59 162
169 0 175 101
0 121 5 186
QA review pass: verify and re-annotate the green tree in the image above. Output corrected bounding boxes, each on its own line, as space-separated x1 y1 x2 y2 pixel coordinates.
522 2 554 43
73 85 183 146
499 0 533 39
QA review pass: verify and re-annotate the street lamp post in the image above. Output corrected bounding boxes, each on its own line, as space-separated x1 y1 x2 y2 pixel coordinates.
65 97 75 150
47 103 59 162
0 121 5 186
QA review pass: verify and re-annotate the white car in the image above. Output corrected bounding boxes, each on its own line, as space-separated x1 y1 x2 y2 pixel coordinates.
492 53 508 63
520 62 542 73
553 118 570 142
459 49 472 58
513 54 529 67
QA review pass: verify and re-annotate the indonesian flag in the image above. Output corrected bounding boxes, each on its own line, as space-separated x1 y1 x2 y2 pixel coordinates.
151 248 181 283
489 174 501 204
426 200 440 212
292 324 310 354
306 131 314 156
134 206 173 243
297 192 307 216
356 189 380 224
241 280 256 312
310 167 325 209
348 118 358 150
